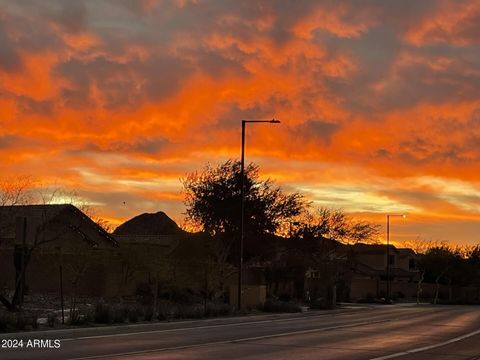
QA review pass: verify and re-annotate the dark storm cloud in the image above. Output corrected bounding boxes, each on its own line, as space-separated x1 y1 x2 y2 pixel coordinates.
0 89 54 117
292 120 340 144
16 96 55 116
213 95 292 130
193 49 249 79
0 133 44 150
398 137 470 165
52 1 87 33
0 134 21 149
53 54 194 109
374 148 391 159
110 137 171 154
3 0 480 244
0 19 23 72
66 137 171 156
0 1 67 54
410 1 480 45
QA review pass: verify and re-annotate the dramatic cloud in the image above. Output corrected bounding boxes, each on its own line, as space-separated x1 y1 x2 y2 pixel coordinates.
1 0 480 244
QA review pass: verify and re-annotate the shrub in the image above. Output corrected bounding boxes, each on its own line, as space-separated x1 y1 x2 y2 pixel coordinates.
310 297 335 310
143 306 154 321
94 302 113 324
261 300 302 313
95 303 137 324
135 283 153 305
47 312 58 328
157 301 172 321
176 304 204 319
0 311 38 332
204 303 234 317
16 312 38 331
69 310 93 326
69 309 80 325
278 293 292 302
112 305 128 323
0 312 17 332
127 305 142 323
160 287 200 304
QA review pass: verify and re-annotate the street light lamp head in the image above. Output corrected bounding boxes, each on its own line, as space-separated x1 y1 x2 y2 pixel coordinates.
270 119 280 123
402 214 407 219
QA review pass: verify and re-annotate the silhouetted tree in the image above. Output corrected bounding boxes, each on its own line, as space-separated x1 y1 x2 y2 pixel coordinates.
420 246 461 304
267 208 379 303
0 177 35 311
0 179 104 312
182 160 305 262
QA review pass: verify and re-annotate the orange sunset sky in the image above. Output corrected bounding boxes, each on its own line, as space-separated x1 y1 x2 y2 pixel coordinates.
1 0 480 246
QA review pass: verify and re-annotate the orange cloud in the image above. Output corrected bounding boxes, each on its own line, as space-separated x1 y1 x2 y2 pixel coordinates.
405 1 480 46
1 1 480 245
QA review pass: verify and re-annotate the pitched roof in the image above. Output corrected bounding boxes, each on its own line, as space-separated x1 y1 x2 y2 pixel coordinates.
0 204 117 247
354 261 418 278
397 248 416 256
352 243 399 254
113 211 186 236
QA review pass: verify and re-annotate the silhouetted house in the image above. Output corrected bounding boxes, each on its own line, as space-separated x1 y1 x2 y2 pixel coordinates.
226 267 266 308
113 213 221 302
112 211 265 307
0 204 118 297
303 238 349 306
114 211 186 237
349 243 417 281
347 243 419 300
301 242 420 303
111 234 180 296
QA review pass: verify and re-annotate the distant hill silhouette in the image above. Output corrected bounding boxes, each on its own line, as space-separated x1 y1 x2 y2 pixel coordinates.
113 211 186 235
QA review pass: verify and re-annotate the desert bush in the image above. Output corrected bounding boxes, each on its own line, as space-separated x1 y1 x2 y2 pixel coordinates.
17 312 39 331
176 304 204 319
143 306 154 321
69 310 93 326
94 302 114 324
156 301 173 321
0 311 17 332
261 299 302 313
94 303 136 324
204 303 234 317
47 312 58 327
135 282 153 305
310 297 336 309
112 305 128 323
0 311 38 332
127 305 142 323
160 287 200 304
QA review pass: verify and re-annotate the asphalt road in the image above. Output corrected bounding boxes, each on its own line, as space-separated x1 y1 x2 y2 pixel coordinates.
2 304 480 360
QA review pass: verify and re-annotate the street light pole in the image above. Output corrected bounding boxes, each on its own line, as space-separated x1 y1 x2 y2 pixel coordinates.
386 213 406 302
238 119 280 310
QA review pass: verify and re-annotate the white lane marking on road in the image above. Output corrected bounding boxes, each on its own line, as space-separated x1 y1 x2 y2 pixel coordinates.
62 310 386 342
231 319 389 343
66 319 390 360
62 319 276 341
369 328 480 360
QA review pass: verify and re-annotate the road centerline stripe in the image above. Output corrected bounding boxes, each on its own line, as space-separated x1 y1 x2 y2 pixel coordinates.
66 319 390 360
62 309 396 342
368 328 480 360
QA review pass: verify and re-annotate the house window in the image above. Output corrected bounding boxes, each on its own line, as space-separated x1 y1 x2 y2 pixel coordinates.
388 254 395 265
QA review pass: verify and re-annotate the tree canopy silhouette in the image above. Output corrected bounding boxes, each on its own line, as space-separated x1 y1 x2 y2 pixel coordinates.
182 160 305 239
